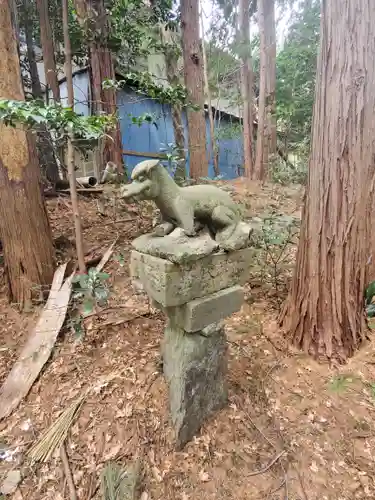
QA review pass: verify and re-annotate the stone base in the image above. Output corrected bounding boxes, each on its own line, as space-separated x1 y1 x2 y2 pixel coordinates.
131 247 253 307
162 322 228 449
167 285 244 332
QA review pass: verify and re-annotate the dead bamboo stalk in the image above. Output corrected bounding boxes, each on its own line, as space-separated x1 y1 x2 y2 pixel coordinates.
62 0 86 274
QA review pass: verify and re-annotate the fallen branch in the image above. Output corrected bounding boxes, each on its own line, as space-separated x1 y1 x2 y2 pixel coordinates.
248 450 286 477
59 188 104 195
60 442 78 500
92 312 152 330
0 264 73 420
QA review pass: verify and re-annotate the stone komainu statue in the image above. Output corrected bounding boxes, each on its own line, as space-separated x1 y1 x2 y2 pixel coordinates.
120 159 250 250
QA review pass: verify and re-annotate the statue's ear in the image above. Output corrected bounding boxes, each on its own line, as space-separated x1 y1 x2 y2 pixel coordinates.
143 159 160 173
131 159 160 180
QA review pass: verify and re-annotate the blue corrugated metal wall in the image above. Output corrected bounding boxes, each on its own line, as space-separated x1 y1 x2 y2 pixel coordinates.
117 87 244 179
66 72 244 179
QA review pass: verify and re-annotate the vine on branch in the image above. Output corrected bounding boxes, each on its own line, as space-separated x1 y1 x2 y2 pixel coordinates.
103 72 200 109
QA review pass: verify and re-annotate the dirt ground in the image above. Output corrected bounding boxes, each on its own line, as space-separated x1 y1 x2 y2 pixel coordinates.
1 179 375 500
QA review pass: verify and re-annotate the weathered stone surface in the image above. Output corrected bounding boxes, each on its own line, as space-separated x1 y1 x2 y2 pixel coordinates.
132 228 218 264
120 160 243 248
130 247 254 307
217 221 253 251
168 285 244 332
162 323 227 449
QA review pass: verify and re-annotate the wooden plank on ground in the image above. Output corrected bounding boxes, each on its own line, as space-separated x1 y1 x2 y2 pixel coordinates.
0 263 73 421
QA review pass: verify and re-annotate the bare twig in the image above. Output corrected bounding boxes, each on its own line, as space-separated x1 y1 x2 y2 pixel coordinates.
242 409 277 450
60 442 78 500
248 450 286 477
82 300 132 319
266 477 286 499
92 311 153 330
292 464 309 500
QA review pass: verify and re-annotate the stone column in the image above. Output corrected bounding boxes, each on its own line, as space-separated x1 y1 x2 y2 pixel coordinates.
130 230 253 449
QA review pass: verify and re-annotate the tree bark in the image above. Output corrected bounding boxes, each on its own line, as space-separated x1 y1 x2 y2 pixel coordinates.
238 0 254 178
24 15 43 98
0 0 55 310
161 27 186 183
200 6 219 177
74 0 124 174
255 0 276 181
62 0 86 274
280 0 375 363
180 0 208 179
24 7 60 184
36 0 61 103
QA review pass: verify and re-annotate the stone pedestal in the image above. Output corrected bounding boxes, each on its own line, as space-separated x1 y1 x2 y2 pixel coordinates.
130 229 253 449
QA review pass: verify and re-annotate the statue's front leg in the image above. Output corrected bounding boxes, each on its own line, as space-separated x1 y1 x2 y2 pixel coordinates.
174 199 195 236
152 222 175 237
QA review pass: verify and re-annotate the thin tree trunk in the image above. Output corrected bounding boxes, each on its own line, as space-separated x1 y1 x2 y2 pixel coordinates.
24 8 60 184
255 0 276 181
161 27 186 183
280 0 375 363
267 0 277 155
180 0 208 179
24 17 43 98
36 0 61 103
200 5 219 177
62 0 86 274
0 0 55 310
74 0 124 174
238 0 253 178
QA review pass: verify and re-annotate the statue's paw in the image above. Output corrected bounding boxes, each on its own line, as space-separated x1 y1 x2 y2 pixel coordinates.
183 229 197 237
152 222 175 237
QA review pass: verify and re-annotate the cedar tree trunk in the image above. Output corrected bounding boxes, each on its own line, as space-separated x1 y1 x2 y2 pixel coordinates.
162 27 186 183
238 0 254 178
74 0 124 173
255 0 276 181
280 0 375 363
180 0 208 179
36 0 61 103
24 9 60 184
200 9 219 177
0 0 55 309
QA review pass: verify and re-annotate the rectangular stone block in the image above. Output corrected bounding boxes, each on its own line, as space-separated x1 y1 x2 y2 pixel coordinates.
130 247 253 307
171 285 244 332
162 323 227 449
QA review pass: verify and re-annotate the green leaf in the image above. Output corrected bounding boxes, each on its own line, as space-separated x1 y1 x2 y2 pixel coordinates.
94 287 109 305
366 303 375 318
365 281 375 305
82 297 95 316
96 272 110 281
114 253 125 266
72 317 85 341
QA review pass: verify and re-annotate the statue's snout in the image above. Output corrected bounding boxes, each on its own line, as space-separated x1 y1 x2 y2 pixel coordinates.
120 179 152 202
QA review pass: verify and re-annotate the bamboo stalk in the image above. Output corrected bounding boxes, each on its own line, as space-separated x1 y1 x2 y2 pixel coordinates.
62 0 86 274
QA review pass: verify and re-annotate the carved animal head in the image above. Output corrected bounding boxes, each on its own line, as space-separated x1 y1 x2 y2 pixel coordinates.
120 159 162 201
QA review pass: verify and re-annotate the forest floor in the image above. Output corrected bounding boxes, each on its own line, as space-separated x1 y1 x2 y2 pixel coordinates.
1 179 375 500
